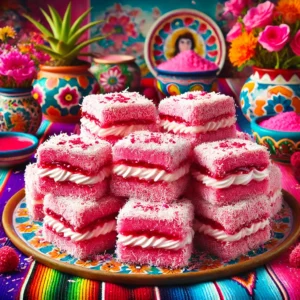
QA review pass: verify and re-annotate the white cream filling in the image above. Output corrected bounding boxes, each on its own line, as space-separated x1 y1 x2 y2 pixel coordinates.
269 190 282 204
44 215 116 242
193 167 270 189
113 163 190 182
160 116 236 134
81 117 151 137
194 219 269 242
38 166 111 185
118 230 194 250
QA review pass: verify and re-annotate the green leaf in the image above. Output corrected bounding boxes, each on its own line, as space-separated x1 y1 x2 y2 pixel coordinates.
69 7 92 37
60 2 72 42
68 20 104 46
282 56 300 69
48 5 62 38
23 14 53 38
40 9 57 36
35 44 63 59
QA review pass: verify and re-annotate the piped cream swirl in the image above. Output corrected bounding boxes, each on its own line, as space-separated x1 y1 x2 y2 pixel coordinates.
38 166 111 185
193 168 269 189
160 116 236 134
113 163 190 182
44 215 116 242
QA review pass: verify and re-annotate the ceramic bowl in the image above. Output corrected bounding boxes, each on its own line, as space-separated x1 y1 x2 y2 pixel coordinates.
155 68 218 98
0 132 39 168
251 115 300 163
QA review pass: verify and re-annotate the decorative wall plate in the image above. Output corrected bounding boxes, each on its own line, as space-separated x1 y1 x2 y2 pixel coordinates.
3 189 300 286
144 9 226 77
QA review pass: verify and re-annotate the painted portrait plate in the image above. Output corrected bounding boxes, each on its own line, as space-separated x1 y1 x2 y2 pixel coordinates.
144 9 226 77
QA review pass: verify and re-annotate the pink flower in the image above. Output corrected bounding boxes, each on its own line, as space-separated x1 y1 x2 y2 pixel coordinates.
223 0 252 17
54 85 81 108
32 84 46 106
100 66 126 92
258 24 290 52
243 1 275 31
226 22 242 42
291 30 300 56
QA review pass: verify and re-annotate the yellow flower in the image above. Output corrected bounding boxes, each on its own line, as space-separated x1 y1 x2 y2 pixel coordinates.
0 26 16 42
229 32 257 68
17 208 28 217
18 44 31 54
277 0 300 24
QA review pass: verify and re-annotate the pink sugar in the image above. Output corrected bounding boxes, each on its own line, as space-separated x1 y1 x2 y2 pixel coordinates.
259 112 300 131
157 50 218 72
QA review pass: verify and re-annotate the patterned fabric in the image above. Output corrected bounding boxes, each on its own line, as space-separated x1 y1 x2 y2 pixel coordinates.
0 81 300 299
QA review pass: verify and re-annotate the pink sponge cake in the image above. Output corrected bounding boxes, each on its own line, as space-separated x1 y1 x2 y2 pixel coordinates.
110 131 192 202
25 163 45 221
193 194 271 260
43 194 124 259
158 91 236 146
116 198 194 268
268 164 283 217
192 139 270 205
81 91 158 144
36 134 111 198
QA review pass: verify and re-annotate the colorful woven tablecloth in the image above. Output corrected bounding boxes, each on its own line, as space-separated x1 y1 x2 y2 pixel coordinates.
1 81 300 300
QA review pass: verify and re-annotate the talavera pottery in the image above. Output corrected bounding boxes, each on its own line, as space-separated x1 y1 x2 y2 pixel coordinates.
0 132 38 167
90 54 141 93
32 63 100 123
251 115 300 163
0 87 42 134
240 68 300 121
144 9 226 77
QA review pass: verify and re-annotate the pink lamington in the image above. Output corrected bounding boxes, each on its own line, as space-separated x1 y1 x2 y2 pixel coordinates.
110 131 192 202
81 91 158 144
268 164 283 217
158 91 237 146
25 163 45 221
36 134 111 198
192 139 270 205
43 194 124 259
116 198 194 268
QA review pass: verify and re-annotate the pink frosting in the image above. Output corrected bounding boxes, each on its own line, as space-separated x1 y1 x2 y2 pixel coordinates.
259 112 300 132
157 50 218 72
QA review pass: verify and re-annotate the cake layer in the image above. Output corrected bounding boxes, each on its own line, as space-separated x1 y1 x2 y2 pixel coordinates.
116 243 192 268
27 202 44 221
111 174 189 202
38 176 109 199
192 178 269 206
193 194 270 234
269 190 283 217
82 91 157 126
25 163 44 200
44 194 124 230
113 131 192 171
43 227 116 260
37 134 112 175
193 139 270 178
269 164 282 192
158 91 235 125
117 198 194 239
194 226 271 260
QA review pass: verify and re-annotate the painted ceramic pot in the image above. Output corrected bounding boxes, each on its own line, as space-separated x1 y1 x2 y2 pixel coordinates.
32 63 100 123
90 54 141 93
251 115 300 163
156 69 218 97
240 67 300 121
0 87 42 134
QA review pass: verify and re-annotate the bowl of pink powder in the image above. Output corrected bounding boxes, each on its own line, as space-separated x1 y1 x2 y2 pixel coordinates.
155 50 219 97
251 112 300 163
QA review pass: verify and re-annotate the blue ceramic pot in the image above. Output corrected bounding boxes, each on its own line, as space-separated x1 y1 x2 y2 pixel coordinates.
240 67 300 121
0 87 42 134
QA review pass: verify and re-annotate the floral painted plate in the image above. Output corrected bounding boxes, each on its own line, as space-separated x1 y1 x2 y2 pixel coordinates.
144 9 226 77
3 189 300 286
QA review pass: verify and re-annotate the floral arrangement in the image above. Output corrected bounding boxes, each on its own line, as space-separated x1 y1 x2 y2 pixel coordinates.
224 0 300 70
0 26 49 88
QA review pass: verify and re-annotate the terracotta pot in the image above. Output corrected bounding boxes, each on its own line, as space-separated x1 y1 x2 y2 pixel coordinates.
32 63 100 123
239 67 300 121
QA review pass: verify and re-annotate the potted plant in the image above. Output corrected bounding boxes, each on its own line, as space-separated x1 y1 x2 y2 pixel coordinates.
0 27 45 133
224 0 300 121
24 3 106 123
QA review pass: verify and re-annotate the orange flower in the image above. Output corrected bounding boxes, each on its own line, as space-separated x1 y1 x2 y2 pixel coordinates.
277 0 300 24
161 267 182 274
10 113 27 132
46 106 61 117
48 248 67 260
128 264 151 274
17 222 39 233
76 260 99 267
29 237 50 248
101 260 122 272
199 259 222 271
17 208 28 217
265 238 279 250
229 32 257 68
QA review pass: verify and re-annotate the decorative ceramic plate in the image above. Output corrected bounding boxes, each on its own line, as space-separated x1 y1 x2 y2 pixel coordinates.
3 189 300 286
144 9 226 77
